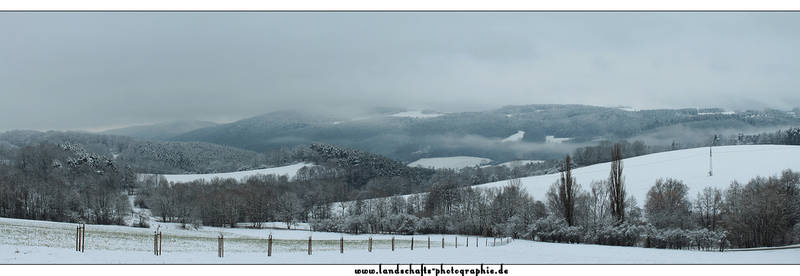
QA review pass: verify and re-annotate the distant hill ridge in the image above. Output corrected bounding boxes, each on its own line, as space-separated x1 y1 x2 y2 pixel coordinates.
168 104 800 162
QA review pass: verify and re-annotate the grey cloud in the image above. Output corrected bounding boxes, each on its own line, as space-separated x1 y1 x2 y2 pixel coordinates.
1 12 799 131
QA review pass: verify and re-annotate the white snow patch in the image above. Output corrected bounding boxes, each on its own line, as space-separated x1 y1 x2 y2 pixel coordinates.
409 156 492 170
501 131 525 142
698 111 736 116
476 145 800 206
390 111 444 119
141 162 313 183
545 135 571 144
496 160 545 169
617 106 640 112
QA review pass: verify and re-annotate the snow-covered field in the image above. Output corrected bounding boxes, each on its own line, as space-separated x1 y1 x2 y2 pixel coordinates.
476 145 800 205
409 156 492 170
141 162 313 183
1 216 798 264
0 217 517 264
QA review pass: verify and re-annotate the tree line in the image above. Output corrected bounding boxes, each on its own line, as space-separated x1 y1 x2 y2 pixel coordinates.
0 143 134 225
308 145 800 250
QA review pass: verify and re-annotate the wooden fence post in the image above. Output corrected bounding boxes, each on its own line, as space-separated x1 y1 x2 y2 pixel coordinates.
427 237 430 249
391 237 395 251
307 236 312 255
368 237 372 252
485 238 487 247
158 232 162 256
467 236 469 247
340 237 344 254
476 237 478 248
75 225 79 252
81 224 85 252
217 234 223 258
455 236 457 248
411 236 414 250
268 234 272 257
493 238 496 247
154 232 158 256
441 237 444 248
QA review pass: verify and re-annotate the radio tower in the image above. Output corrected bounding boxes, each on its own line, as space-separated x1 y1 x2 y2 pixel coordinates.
709 135 719 176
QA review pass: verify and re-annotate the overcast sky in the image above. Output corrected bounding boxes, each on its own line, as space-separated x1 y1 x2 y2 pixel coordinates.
1 12 799 131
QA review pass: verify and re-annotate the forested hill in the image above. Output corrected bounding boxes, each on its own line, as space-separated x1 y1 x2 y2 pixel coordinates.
0 130 269 174
305 143 435 191
168 105 800 162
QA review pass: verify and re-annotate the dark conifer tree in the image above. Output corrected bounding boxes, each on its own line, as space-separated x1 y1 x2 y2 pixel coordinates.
609 144 626 224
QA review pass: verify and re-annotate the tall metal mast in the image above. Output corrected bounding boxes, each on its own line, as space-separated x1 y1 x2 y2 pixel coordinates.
709 135 719 176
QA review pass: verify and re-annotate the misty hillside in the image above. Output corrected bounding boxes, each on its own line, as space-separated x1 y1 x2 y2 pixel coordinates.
169 104 800 162
101 120 218 140
0 130 269 174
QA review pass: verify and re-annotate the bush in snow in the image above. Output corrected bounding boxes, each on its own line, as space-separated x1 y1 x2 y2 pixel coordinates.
385 213 418 235
343 215 369 234
527 215 582 243
644 227 728 250
494 215 528 239
794 223 800 244
310 217 345 233
414 217 436 234
595 223 645 247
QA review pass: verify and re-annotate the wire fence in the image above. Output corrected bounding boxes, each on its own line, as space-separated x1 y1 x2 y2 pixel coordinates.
63 224 513 257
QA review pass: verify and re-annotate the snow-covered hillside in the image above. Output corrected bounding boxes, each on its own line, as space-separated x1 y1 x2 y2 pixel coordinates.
496 160 545 169
545 135 571 144
409 156 492 170
476 145 800 205
1 217 798 264
389 110 444 119
141 162 313 183
501 131 525 142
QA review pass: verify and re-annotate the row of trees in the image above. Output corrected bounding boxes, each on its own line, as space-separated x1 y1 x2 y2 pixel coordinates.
308 145 799 250
136 173 350 229
0 143 133 225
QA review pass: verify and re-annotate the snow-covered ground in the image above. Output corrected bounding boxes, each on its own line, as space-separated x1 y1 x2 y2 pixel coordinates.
389 111 444 119
1 215 798 264
409 156 492 170
476 145 800 204
0 217 518 264
545 135 571 144
697 111 736 116
617 106 640 112
4 241 800 264
496 160 545 169
140 162 313 183
501 131 525 142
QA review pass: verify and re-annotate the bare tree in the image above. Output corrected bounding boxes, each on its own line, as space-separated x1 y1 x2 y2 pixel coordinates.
645 178 692 229
695 187 723 231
